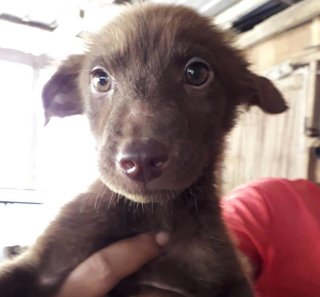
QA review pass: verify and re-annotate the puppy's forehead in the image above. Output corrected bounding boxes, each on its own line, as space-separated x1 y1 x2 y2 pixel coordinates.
87 4 223 70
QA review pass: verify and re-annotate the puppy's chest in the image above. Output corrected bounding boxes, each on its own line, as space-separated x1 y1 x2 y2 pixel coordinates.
127 212 221 293
163 235 217 273
125 232 220 297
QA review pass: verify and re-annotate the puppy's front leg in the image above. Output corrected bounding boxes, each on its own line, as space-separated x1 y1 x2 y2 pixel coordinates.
0 184 130 297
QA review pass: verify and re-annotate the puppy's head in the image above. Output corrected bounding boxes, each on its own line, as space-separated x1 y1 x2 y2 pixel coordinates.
43 4 287 203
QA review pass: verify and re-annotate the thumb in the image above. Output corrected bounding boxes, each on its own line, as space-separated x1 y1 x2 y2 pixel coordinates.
56 232 169 297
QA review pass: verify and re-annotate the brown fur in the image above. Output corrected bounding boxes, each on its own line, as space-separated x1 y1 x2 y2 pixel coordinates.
0 3 287 297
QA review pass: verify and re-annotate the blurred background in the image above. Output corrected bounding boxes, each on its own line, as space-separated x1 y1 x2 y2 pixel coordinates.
0 0 319 260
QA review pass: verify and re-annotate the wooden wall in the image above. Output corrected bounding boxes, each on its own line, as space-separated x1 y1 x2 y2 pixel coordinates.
221 1 320 193
222 67 311 193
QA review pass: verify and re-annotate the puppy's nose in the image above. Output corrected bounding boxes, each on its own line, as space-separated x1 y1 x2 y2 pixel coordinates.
116 140 169 183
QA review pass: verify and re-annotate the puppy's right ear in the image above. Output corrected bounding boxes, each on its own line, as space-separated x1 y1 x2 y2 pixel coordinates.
42 55 84 124
246 73 288 114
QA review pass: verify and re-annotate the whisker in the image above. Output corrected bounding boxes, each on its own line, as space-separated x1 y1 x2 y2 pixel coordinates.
80 195 87 213
108 192 115 210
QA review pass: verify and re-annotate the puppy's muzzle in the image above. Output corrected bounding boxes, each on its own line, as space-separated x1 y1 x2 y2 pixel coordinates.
116 139 169 183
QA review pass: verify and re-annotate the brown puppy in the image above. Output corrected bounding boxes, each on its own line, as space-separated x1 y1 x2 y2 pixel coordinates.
0 3 287 297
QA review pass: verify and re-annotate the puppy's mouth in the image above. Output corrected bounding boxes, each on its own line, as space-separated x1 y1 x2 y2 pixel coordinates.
103 179 182 204
99 158 206 203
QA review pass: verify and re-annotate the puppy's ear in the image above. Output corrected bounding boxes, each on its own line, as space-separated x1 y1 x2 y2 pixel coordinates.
42 55 84 123
245 73 288 114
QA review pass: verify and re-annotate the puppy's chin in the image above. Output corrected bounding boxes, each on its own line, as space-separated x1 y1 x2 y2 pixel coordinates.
102 179 182 204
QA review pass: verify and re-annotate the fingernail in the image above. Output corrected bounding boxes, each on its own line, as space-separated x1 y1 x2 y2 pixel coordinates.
155 231 170 247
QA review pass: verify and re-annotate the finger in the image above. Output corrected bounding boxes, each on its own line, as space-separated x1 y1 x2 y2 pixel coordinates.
56 232 169 297
98 231 169 282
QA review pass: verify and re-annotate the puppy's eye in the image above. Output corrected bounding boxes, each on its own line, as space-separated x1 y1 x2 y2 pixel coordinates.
185 61 210 86
91 68 111 92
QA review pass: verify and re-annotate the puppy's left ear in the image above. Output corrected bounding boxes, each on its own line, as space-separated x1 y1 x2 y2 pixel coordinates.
245 73 288 114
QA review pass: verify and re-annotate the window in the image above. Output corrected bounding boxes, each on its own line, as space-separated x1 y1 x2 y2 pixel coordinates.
0 59 37 190
0 57 98 204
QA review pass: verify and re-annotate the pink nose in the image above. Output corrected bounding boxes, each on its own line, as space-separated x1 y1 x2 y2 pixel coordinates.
116 140 169 183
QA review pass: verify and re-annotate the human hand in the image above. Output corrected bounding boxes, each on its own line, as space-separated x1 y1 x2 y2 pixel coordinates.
56 232 169 297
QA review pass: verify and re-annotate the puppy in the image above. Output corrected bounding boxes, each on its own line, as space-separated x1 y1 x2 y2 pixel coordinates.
0 3 287 297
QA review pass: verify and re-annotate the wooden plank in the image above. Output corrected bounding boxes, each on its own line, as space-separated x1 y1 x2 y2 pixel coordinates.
305 63 320 184
306 61 320 137
243 22 313 72
199 0 240 16
214 0 269 28
237 0 320 49
307 144 320 184
311 17 320 46
281 47 320 67
0 47 39 66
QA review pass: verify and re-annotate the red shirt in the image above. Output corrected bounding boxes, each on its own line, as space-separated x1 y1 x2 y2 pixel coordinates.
222 178 320 297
